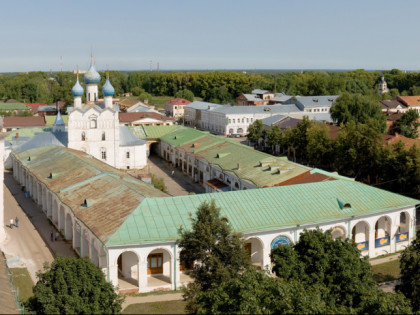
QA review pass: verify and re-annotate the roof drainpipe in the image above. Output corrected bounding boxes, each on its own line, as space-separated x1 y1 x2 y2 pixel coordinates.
174 242 177 291
348 216 354 239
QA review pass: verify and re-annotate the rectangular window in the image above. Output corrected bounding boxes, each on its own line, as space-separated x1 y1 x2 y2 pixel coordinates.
101 151 106 160
126 152 130 158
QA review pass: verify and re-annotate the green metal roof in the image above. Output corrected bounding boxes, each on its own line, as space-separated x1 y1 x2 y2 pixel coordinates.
13 146 168 243
160 127 311 187
0 103 29 110
5 127 46 141
129 125 181 139
107 180 419 246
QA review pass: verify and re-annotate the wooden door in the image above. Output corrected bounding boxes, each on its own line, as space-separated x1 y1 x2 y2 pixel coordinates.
245 243 252 259
147 253 163 275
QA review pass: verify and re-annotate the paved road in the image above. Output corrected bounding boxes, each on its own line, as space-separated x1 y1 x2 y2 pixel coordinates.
370 253 400 266
147 155 205 196
1 172 75 283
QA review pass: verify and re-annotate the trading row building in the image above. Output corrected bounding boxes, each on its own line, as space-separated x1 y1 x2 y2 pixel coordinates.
10 127 418 293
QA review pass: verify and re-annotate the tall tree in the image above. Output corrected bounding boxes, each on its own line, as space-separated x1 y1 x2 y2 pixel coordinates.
246 119 264 143
271 228 411 313
398 229 420 312
330 93 386 132
175 89 195 102
395 108 420 139
178 200 250 313
25 256 123 314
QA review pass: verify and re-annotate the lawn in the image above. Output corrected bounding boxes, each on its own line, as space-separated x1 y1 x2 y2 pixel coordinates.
371 259 401 283
45 114 68 126
10 267 34 302
124 95 202 109
123 300 186 314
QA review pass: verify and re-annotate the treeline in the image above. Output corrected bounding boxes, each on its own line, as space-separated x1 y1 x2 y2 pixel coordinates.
2 68 420 105
251 118 420 196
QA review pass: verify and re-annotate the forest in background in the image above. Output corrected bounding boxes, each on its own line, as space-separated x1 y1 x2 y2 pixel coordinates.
1 69 420 106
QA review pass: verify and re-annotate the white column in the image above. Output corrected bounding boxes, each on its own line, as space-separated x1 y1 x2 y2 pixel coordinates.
139 261 148 291
368 226 375 257
262 247 271 271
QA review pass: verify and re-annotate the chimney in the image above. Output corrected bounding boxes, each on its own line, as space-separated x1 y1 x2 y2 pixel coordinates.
16 133 19 139
237 163 241 170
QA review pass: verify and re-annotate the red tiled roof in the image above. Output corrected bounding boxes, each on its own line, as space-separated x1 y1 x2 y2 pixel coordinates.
3 116 46 128
284 173 336 185
165 98 191 106
383 134 420 150
118 112 173 123
397 96 420 106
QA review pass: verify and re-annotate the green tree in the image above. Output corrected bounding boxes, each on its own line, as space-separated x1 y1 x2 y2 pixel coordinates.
178 200 250 313
175 89 195 102
138 92 152 103
25 256 123 314
198 268 328 314
398 229 420 311
334 121 382 183
330 93 386 132
395 108 420 139
247 119 264 143
271 228 411 313
306 123 334 167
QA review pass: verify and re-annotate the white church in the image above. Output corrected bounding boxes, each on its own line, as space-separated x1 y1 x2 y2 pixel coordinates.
5 59 148 170
67 61 147 169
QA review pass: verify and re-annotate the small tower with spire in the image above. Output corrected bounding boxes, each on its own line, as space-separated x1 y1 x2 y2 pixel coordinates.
53 109 65 132
378 73 389 95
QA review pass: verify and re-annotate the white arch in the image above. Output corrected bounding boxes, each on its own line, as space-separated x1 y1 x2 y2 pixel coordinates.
331 225 347 240
143 247 173 264
352 220 370 244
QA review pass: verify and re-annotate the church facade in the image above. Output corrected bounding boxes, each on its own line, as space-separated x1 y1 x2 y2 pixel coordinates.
67 60 147 170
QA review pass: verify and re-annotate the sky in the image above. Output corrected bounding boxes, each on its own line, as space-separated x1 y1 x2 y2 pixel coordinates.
1 0 420 72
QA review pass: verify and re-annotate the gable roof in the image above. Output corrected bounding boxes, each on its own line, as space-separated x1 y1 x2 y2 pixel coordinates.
284 95 339 109
3 116 45 128
160 127 312 187
0 103 29 110
118 99 144 108
397 96 420 106
119 112 173 123
165 98 191 106
107 179 418 245
13 146 168 244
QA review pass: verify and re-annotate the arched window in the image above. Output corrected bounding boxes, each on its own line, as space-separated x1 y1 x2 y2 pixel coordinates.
89 115 97 129
102 132 106 141
81 132 85 141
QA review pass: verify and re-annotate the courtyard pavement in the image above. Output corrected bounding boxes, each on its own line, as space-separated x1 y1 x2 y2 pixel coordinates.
146 155 205 196
1 171 75 283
